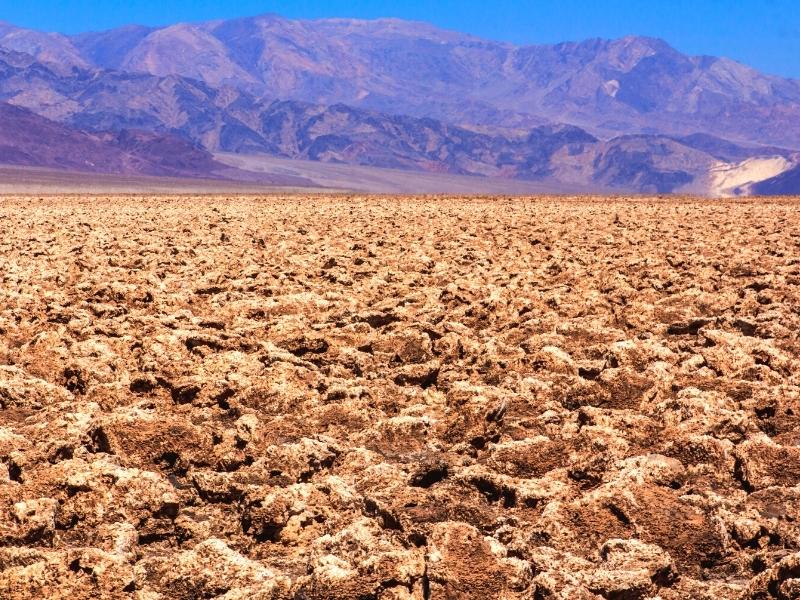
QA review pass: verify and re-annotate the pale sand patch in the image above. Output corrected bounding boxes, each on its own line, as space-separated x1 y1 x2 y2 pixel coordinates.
709 156 794 197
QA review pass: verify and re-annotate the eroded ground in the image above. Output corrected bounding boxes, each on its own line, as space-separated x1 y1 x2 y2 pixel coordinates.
1 195 799 599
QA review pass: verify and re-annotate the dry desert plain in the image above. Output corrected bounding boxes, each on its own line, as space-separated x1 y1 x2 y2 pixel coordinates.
1 195 800 599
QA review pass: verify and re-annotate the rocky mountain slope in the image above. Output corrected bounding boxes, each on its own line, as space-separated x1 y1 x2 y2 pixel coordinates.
0 101 133 173
64 15 800 148
1 47 791 194
0 101 311 185
752 164 800 196
0 16 798 193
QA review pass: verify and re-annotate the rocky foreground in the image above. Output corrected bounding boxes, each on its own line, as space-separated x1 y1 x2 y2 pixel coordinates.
0 195 799 599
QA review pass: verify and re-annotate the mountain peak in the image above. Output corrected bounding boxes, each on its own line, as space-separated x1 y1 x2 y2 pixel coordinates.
614 34 674 50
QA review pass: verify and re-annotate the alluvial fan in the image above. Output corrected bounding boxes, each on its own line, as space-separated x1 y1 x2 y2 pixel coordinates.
0 195 799 599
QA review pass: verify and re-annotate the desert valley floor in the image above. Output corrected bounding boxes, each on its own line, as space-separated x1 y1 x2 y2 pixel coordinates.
1 195 799 599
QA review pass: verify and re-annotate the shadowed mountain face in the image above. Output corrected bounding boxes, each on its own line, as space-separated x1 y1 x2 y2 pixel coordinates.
0 100 309 187
752 165 800 196
674 134 795 163
0 100 233 178
0 101 131 172
0 15 798 194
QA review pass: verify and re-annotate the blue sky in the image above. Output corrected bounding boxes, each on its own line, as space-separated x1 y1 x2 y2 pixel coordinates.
4 0 800 78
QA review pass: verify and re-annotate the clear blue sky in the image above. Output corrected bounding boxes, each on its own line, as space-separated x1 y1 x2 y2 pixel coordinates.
4 0 800 78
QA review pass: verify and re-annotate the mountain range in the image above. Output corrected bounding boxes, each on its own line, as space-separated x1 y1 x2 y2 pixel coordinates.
0 14 798 194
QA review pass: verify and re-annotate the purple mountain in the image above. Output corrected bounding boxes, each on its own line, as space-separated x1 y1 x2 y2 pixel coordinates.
0 15 797 194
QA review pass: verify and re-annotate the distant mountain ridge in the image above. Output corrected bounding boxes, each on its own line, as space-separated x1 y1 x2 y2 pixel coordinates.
0 14 798 194
0 100 312 186
0 101 218 176
60 15 800 148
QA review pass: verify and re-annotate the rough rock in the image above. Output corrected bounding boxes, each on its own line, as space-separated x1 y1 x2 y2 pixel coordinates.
0 195 799 598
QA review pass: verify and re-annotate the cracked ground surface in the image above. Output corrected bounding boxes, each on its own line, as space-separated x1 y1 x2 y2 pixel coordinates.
1 195 800 599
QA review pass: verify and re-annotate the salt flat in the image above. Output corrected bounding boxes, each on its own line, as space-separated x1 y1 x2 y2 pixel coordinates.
1 195 799 599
